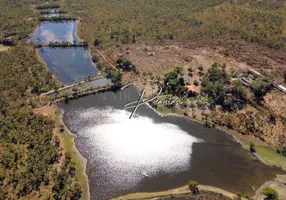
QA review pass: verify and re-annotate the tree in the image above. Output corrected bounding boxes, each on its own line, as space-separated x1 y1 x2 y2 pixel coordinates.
188 180 199 195
111 70 122 83
70 183 82 200
179 77 185 86
93 39 101 46
164 71 179 94
250 78 272 101
283 70 286 83
173 64 183 73
193 80 199 86
59 125 65 133
198 66 204 72
250 142 256 153
262 187 278 200
269 112 276 124
116 58 136 71
175 85 188 96
276 146 286 157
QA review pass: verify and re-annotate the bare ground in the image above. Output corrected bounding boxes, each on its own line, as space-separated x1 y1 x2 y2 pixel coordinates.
101 42 286 146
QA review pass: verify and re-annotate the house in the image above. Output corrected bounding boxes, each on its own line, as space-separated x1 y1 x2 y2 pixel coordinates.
183 76 190 85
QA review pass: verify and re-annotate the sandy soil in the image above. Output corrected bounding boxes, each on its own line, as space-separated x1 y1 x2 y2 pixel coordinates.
0 44 10 52
102 43 251 78
113 184 245 200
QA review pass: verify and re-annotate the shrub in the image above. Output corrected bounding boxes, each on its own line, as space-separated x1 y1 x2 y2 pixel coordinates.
193 80 199 86
262 187 278 200
250 142 256 153
250 78 273 101
188 180 199 195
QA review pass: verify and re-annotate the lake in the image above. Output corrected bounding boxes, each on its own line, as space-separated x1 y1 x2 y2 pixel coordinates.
59 86 283 200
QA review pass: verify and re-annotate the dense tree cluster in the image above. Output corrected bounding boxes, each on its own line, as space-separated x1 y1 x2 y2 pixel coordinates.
164 65 187 96
250 78 273 102
116 57 136 72
105 64 122 83
64 0 286 50
52 153 82 200
0 45 81 199
39 15 77 22
201 63 246 110
0 0 46 39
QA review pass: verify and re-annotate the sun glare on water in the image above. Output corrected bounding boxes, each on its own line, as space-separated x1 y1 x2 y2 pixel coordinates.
67 107 201 192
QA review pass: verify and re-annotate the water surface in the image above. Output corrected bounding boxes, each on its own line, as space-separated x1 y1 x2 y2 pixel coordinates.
29 21 78 44
38 47 99 84
59 87 283 199
48 78 112 98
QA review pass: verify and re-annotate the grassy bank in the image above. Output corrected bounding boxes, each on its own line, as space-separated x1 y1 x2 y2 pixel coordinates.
154 102 286 171
35 105 90 200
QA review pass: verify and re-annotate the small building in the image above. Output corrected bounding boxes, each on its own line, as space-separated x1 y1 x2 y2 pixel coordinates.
248 69 262 77
183 76 190 85
278 85 286 94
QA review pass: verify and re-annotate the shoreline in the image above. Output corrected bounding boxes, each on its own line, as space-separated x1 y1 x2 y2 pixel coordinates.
113 184 247 200
35 48 61 86
151 103 286 170
34 105 90 200
47 88 285 200
59 108 91 200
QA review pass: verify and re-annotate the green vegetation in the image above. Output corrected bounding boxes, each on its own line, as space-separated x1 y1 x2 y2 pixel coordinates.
164 70 187 96
105 64 122 83
250 78 273 101
193 80 199 86
262 187 279 200
201 63 246 110
65 0 286 50
276 146 286 157
0 45 82 199
116 57 136 72
173 64 183 74
111 70 122 83
188 180 199 195
39 15 77 22
250 142 256 153
0 46 59 199
0 0 42 39
52 153 82 200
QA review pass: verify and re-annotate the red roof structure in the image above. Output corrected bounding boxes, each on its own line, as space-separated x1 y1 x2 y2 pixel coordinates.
185 85 200 93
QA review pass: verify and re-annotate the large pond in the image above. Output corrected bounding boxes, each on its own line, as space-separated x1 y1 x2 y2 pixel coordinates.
29 21 78 44
38 47 100 84
59 86 283 200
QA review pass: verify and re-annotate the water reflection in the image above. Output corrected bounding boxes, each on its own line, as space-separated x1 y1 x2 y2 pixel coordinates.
65 107 200 199
38 47 99 84
29 21 78 44
59 87 283 199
